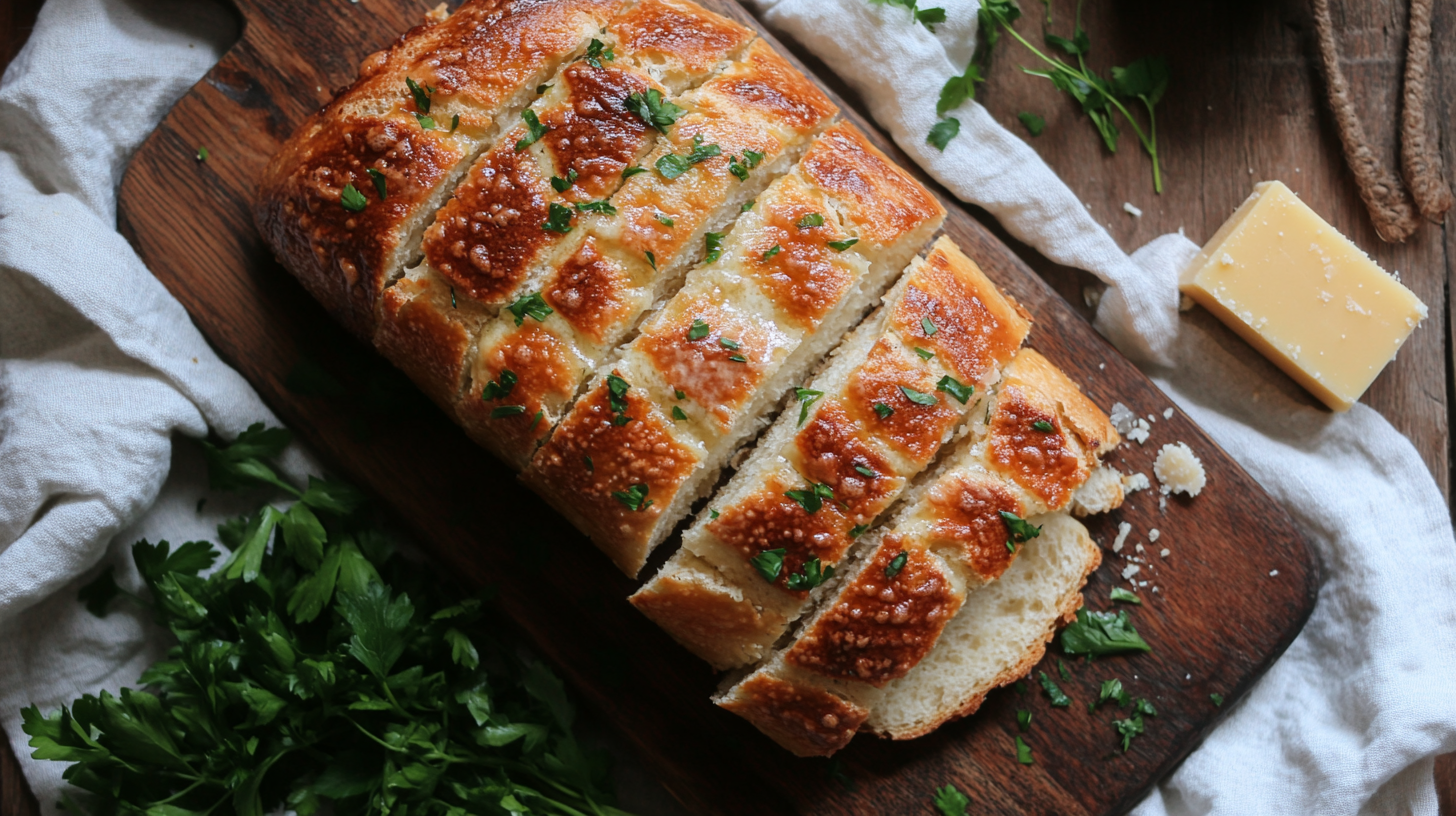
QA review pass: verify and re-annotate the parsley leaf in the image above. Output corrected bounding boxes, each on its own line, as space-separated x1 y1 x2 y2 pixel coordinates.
796 212 825 229
751 548 787 582
785 558 834 591
415 112 436 130
366 168 387 200
1111 587 1142 604
1061 608 1152 656
921 315 939 336
583 38 614 68
1113 714 1145 752
671 405 688 421
1210 693 1224 706
339 182 368 212
543 202 574 233
900 385 939 406
762 244 782 261
936 375 973 403
933 783 971 816
1038 671 1071 706
704 231 726 263
855 465 877 478
914 347 935 360
785 482 834 514
491 405 527 418
606 373 632 418
938 62 985 116
338 582 413 678
199 423 298 495
656 135 721 179
827 238 859 251
1032 419 1056 432
849 523 869 539
915 5 947 30
718 337 740 350
645 250 657 270
795 386 824 426
575 199 617 215
515 109 548 151
625 88 685 133
885 550 908 578
405 77 432 113
622 164 646 179
1017 709 1032 732
612 483 652 512
927 118 960 150
874 403 894 418
1000 511 1042 552
1097 678 1130 708
741 200 755 211
196 146 208 161
688 319 710 340
1015 734 1033 765
507 291 554 325
551 168 578 192
481 369 518 401
78 567 121 617
1019 111 1046 136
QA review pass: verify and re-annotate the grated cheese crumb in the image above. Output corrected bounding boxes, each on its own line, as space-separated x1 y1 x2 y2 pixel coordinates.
1122 564 1141 579
1135 543 1145 553
1124 473 1152 493
1154 442 1207 496
1112 521 1132 553
1163 407 1175 419
1160 548 1170 558
1123 202 1143 218
1148 528 1160 542
1269 569 1279 577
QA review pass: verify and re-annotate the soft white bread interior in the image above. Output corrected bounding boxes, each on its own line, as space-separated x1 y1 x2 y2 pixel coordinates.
861 512 1101 739
632 237 1029 668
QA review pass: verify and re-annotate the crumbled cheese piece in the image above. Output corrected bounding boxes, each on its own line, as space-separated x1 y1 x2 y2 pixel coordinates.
1127 419 1151 444
1109 402 1136 434
1084 286 1103 309
1135 543 1145 553
1138 580 1148 587
1160 548 1170 558
1154 442 1207 497
1123 202 1143 217
1123 473 1151 493
1159 495 1168 512
1147 413 1158 423
1148 528 1160 542
1122 564 1141 579
1179 294 1196 312
1112 521 1132 553
1269 569 1279 577
1163 407 1175 419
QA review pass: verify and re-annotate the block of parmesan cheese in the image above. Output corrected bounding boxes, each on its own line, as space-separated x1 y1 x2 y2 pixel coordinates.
1179 181 1427 411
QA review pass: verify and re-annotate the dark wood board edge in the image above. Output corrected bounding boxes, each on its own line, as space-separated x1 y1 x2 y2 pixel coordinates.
111 0 1320 812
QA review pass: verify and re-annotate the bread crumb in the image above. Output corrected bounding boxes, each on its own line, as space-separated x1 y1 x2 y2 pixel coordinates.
1160 548 1170 558
1148 528 1160 542
1123 473 1151 493
1138 580 1148 587
1154 442 1207 496
1112 521 1132 553
1122 564 1141 579
1123 202 1143 217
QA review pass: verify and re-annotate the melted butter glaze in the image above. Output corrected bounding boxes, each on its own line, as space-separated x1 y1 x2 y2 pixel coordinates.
987 386 1085 509
843 339 962 465
543 237 637 345
926 472 1023 581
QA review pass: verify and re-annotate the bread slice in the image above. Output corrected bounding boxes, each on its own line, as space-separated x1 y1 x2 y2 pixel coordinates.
522 122 944 573
255 0 630 341
712 349 1121 755
632 238 1029 668
374 2 757 428
459 38 839 468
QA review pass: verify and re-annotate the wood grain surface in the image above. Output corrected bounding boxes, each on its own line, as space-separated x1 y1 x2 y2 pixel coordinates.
4 0 1451 812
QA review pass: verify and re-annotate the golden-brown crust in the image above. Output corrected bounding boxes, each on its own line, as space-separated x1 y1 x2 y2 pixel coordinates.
708 473 854 598
459 322 583 468
699 39 837 136
256 116 466 340
629 554 784 670
523 373 701 575
843 339 962 466
608 0 754 79
739 176 859 329
798 121 945 246
790 401 904 522
924 472 1025 582
1008 349 1120 455
375 269 482 411
636 287 795 428
717 672 868 757
891 242 1031 387
538 64 657 201
542 237 638 345
422 137 563 304
785 539 962 687
987 384 1088 510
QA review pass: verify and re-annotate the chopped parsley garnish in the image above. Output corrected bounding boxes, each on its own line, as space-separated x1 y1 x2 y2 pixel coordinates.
874 403 894 418
1061 608 1152 656
414 113 437 130
927 117 960 150
1015 735 1033 765
1038 671 1071 707
543 202 574 233
750 548 787 582
1113 714 1145 752
583 38 615 68
1210 693 1224 707
1000 511 1042 553
574 199 617 215
1017 709 1032 732
934 784 970 816
450 113 460 132
624 88 684 133
741 200 755 212
405 76 432 113
1110 587 1142 604
1058 659 1071 680
827 238 859 251
584 455 594 471
671 406 687 421
515 109 548 151
921 316 939 336
536 83 552 94
936 375 973 404
785 557 834 591
728 155 749 181
885 550 908 578
645 250 657 270
622 164 646 179
1097 678 1129 708
794 387 824 426
785 482 834 514
481 369 518 401
704 231 725 263
507 291 554 326
728 354 747 363
854 465 877 478
762 245 782 261
914 347 935 360
899 385 939 406
1032 419 1055 432
718 337 740 350
656 135 721 179
196 146 208 161
606 373 632 420
709 508 720 520
551 169 578 192
743 149 764 166
1135 698 1157 717
656 213 675 226
674 388 686 400
796 212 825 229
612 483 652 512
687 319 710 341
849 523 869 539
450 287 457 308
1019 111 1046 136
530 410 544 431
490 405 526 418
340 182 368 212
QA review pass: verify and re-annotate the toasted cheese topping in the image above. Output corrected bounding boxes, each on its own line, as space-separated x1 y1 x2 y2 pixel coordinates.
423 138 560 304
537 64 656 201
701 40 837 135
608 0 755 83
464 323 584 455
739 177 859 328
636 288 795 426
710 474 853 596
986 385 1086 509
717 672 868 757
925 472 1024 581
799 123 944 248
543 237 639 345
791 401 904 521
844 339 962 465
890 250 1029 387
785 540 961 686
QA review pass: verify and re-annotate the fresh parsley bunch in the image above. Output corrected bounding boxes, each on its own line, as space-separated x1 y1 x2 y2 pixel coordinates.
22 424 630 816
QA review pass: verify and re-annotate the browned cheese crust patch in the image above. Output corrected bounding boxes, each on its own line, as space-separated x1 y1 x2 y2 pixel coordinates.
538 64 655 201
843 339 962 465
925 472 1025 582
987 385 1086 509
543 237 637 344
792 401 904 522
468 323 580 451
798 122 944 246
718 673 867 757
608 0 754 77
741 178 858 329
376 272 475 409
785 539 961 686
709 473 853 597
891 251 1026 387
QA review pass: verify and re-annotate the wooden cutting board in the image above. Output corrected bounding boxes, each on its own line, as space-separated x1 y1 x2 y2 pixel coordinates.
114 0 1318 812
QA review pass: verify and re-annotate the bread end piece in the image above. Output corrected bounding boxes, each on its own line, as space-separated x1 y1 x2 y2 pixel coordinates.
714 659 870 757
629 550 788 670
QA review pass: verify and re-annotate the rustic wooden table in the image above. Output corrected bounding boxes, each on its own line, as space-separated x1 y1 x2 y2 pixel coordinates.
1 0 1451 813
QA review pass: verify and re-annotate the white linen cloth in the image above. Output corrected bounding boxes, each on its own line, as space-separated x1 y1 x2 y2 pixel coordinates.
1 0 1453 813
